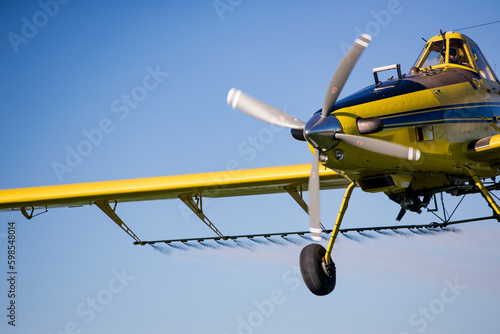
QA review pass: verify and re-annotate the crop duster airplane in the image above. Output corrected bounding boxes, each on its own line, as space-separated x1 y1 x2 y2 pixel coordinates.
1 31 500 295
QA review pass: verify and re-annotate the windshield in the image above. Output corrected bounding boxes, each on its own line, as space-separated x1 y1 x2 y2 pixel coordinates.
412 45 427 68
469 43 498 81
414 38 476 70
414 40 445 68
448 39 472 67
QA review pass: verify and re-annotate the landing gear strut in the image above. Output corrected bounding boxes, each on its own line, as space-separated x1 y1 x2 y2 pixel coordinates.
462 165 500 219
299 182 355 295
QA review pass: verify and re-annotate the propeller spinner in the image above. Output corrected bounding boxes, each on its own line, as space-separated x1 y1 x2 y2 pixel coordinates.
227 34 420 241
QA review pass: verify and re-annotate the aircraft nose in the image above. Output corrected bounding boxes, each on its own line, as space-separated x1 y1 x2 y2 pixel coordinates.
304 113 343 150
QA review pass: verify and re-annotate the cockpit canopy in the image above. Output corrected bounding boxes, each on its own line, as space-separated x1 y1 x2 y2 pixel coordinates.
412 31 498 82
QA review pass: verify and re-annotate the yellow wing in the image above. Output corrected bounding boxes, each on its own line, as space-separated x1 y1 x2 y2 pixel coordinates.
0 164 349 244
0 164 348 210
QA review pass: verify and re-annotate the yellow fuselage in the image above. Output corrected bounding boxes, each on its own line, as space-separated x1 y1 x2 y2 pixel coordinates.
321 65 500 197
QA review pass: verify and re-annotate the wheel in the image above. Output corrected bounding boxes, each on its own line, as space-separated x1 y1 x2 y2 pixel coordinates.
299 243 336 296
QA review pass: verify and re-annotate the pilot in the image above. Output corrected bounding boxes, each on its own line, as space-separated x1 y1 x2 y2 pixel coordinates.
448 47 460 64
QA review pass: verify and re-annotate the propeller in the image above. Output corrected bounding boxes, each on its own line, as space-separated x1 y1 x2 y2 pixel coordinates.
227 34 421 241
322 34 372 117
334 133 421 161
227 88 305 129
306 34 372 240
308 149 321 239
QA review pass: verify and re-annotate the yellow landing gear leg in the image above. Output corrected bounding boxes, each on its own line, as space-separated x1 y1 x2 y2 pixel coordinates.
299 182 356 296
462 165 500 220
324 182 356 264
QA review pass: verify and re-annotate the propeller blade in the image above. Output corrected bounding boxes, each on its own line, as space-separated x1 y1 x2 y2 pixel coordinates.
227 88 306 130
335 133 421 161
322 34 372 117
308 149 322 241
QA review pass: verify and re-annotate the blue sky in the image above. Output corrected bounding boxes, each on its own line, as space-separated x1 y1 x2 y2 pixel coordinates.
1 1 500 333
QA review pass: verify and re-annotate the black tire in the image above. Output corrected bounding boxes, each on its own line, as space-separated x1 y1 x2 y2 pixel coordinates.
299 243 336 296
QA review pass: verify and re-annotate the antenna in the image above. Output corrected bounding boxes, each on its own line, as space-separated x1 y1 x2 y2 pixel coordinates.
453 20 500 31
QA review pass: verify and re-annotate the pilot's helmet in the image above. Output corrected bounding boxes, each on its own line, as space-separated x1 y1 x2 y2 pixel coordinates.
448 47 459 63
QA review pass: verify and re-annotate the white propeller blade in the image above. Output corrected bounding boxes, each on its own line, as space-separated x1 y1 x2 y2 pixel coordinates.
227 88 305 130
335 133 421 161
322 34 372 117
308 149 322 241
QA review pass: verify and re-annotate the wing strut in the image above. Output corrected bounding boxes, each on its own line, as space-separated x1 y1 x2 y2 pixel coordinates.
284 185 326 231
95 200 144 245
178 193 227 240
